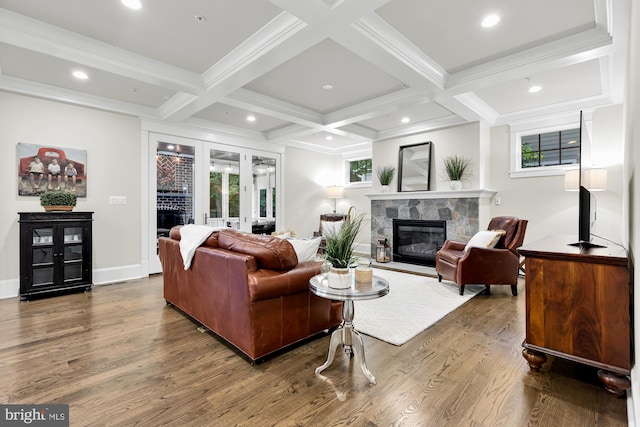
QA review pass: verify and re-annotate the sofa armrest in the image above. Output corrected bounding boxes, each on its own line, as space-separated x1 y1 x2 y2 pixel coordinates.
441 239 467 252
247 261 322 302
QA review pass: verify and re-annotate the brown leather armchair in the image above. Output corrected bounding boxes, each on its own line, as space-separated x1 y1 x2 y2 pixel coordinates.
435 216 528 296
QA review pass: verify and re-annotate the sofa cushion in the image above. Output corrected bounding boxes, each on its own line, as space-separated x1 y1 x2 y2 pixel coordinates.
218 229 298 271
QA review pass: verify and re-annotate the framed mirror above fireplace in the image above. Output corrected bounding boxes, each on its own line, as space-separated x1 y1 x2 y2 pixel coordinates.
397 141 432 192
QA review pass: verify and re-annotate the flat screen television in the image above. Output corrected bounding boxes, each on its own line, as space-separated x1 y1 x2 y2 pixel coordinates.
569 111 604 248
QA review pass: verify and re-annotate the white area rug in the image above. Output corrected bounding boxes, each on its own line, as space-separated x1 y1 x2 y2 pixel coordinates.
353 269 485 346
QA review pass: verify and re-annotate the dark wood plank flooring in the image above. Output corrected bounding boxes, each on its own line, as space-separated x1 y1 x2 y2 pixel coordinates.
0 275 627 426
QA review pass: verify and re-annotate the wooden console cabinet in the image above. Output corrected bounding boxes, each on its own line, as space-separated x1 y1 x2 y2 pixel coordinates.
518 235 631 396
19 211 93 300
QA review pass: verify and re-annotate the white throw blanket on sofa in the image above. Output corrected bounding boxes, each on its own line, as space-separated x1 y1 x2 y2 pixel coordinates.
179 224 225 270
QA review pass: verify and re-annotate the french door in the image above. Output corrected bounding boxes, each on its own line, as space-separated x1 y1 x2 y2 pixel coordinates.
205 144 279 236
147 134 281 274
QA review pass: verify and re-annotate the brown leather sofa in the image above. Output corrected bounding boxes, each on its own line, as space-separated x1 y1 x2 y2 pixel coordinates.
158 227 342 362
435 216 528 296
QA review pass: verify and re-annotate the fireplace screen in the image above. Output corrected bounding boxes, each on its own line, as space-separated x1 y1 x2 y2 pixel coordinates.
392 219 446 267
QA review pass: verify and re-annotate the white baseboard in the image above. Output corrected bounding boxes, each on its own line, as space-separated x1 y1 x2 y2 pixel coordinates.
92 264 146 285
0 264 147 300
0 278 19 299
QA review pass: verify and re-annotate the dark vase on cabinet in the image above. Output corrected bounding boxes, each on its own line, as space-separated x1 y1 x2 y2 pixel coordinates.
19 211 93 301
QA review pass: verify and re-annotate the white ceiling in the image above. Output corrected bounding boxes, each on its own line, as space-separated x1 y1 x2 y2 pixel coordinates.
0 0 629 154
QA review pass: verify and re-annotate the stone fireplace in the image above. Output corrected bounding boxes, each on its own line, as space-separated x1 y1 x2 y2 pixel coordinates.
367 190 496 266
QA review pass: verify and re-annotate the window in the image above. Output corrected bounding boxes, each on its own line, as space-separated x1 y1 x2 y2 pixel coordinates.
520 128 580 168
346 158 372 184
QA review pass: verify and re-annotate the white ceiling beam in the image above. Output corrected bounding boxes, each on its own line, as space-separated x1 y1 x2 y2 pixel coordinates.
223 88 323 127
0 8 205 94
0 74 160 119
451 93 500 125
324 87 430 128
162 12 327 122
375 114 467 142
446 27 613 95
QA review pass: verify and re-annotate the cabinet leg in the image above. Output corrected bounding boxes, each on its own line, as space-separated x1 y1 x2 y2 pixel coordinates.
597 370 630 397
522 348 547 372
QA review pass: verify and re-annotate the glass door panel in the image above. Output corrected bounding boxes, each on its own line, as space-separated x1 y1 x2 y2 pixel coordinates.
156 143 196 247
208 149 241 229
251 155 277 235
149 134 204 274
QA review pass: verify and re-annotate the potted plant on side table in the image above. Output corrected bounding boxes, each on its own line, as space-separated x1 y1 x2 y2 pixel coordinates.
376 166 395 193
40 191 77 212
323 206 366 289
443 155 472 190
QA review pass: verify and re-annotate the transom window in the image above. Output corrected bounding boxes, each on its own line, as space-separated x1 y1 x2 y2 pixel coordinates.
520 128 580 168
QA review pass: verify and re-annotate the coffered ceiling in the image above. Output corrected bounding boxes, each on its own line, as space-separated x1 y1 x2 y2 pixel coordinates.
0 0 629 154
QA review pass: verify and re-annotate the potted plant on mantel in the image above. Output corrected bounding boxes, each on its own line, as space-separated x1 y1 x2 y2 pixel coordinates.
376 166 395 193
40 191 77 212
443 155 472 190
323 206 366 289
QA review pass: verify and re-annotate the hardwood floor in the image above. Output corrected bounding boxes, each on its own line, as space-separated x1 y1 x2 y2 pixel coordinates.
0 275 627 426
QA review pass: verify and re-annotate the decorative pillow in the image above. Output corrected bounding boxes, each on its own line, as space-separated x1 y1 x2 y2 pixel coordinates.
287 237 321 262
464 229 506 252
321 220 344 237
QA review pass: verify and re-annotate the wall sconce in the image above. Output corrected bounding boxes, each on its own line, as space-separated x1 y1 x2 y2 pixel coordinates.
564 168 607 191
326 185 344 213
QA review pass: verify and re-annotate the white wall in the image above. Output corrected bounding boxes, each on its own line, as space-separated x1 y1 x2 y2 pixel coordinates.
283 146 337 238
626 0 639 422
373 122 482 192
0 92 142 298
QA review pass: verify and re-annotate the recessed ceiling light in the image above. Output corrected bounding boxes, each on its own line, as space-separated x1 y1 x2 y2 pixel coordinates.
322 84 333 90
72 70 88 80
167 144 175 150
401 117 410 124
529 85 542 93
121 0 142 10
326 136 333 141
246 115 256 122
481 14 500 28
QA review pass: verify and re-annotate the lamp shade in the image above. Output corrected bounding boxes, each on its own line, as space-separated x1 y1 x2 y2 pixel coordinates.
564 168 607 191
584 168 607 191
326 185 344 199
564 169 579 191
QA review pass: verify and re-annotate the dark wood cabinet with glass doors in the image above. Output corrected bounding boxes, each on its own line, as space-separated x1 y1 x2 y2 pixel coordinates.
19 211 93 300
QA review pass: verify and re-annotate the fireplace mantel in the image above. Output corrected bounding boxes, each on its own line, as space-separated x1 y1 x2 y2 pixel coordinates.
366 189 497 201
